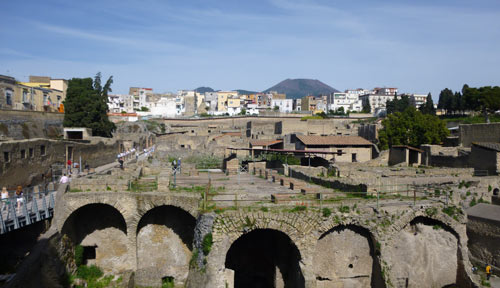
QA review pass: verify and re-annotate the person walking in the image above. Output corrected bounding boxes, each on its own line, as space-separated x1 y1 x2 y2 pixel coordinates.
1 187 9 211
486 264 492 281
178 158 182 173
15 186 24 211
119 157 124 169
67 159 72 174
59 173 69 184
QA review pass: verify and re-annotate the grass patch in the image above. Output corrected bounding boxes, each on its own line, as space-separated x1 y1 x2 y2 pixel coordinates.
322 207 332 217
338 205 350 213
290 205 307 212
69 188 83 192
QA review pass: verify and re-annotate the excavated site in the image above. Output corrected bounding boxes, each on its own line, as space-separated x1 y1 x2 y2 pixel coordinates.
3 117 500 288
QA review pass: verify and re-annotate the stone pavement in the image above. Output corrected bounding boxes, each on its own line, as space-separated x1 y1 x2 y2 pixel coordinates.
491 276 500 288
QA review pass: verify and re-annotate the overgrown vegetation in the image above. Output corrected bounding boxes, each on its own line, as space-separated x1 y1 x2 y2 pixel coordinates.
378 107 449 150
184 155 222 169
202 233 213 255
290 205 307 212
322 207 332 217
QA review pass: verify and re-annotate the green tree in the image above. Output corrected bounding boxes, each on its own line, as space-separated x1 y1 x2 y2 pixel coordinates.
63 73 116 137
438 88 453 114
419 93 436 115
386 94 410 114
378 107 449 150
362 100 371 113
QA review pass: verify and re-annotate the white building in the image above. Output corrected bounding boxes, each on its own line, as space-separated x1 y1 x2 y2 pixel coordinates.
108 94 135 113
359 87 398 115
245 104 259 115
271 99 293 113
328 92 363 112
408 94 427 108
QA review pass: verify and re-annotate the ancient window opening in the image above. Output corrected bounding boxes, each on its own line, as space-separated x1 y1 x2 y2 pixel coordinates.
82 245 97 264
493 188 499 196
180 144 185 148
20 149 26 159
29 148 33 158
40 145 46 156
3 151 10 163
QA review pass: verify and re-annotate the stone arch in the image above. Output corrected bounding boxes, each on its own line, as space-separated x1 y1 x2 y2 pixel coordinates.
57 194 134 233
314 224 385 288
385 215 461 288
61 203 132 272
134 205 197 287
225 228 305 288
493 187 499 196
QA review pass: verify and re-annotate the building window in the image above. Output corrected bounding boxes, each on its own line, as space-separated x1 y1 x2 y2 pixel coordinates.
40 145 46 156
337 149 343 155
29 148 34 158
3 152 9 163
21 149 26 159
22 90 28 103
5 90 12 105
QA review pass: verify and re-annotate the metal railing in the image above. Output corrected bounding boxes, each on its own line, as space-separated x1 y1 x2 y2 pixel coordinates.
0 182 58 234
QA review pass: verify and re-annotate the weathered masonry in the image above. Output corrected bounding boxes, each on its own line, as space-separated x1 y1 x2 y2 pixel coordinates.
53 188 476 288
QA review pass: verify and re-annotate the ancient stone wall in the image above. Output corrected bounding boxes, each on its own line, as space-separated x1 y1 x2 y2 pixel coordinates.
0 110 64 140
459 123 500 147
467 216 500 272
0 138 120 187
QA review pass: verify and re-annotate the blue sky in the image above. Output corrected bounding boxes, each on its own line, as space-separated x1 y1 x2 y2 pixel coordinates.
1 0 499 98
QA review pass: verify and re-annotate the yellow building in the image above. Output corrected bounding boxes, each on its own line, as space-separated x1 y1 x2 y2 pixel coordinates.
227 98 241 108
216 91 238 112
0 75 65 112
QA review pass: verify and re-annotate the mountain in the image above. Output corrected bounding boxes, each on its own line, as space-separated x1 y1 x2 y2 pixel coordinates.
194 87 215 93
263 79 339 99
235 89 259 95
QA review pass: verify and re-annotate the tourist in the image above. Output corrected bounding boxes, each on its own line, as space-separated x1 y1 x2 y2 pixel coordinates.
60 173 69 184
486 264 492 280
1 187 9 211
66 159 72 173
172 158 177 171
16 186 24 211
84 163 90 172
178 157 182 173
119 157 124 169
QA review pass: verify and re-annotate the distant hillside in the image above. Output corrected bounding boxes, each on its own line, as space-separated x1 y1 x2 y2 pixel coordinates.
264 79 339 99
194 87 215 93
235 89 259 95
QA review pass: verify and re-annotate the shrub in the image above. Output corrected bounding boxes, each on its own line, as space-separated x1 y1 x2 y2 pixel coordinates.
339 205 350 213
76 265 103 281
260 207 269 212
322 207 332 217
290 205 307 212
74 245 84 267
202 233 213 255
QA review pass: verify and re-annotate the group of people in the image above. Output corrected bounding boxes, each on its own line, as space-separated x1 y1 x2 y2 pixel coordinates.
171 157 182 173
1 186 25 212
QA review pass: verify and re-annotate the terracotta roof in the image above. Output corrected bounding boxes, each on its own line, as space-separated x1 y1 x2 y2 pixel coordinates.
250 139 283 147
472 142 500 152
296 135 372 146
392 145 424 153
